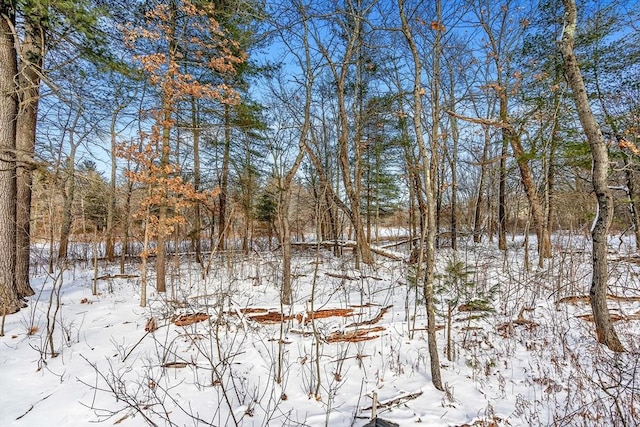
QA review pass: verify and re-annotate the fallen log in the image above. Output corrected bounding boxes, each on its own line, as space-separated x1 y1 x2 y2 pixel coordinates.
291 241 406 261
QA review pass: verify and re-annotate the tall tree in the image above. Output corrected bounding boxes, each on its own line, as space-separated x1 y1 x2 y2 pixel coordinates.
398 0 443 391
15 6 43 298
123 0 245 292
309 0 376 266
560 0 625 352
211 0 264 253
467 0 552 263
10 0 110 298
0 1 20 315
267 0 315 304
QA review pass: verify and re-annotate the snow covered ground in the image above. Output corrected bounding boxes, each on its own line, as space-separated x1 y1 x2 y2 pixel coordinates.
1 233 638 426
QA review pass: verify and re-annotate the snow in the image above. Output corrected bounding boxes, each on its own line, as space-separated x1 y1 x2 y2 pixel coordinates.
1 233 639 426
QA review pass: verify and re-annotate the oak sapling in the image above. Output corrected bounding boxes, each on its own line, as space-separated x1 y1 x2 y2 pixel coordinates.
120 0 245 301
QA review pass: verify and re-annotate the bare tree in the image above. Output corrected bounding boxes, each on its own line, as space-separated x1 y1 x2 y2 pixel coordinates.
398 0 443 391
268 0 315 305
309 0 375 266
559 0 625 352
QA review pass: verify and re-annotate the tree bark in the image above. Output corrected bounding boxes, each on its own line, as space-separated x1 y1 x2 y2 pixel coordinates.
560 0 625 352
15 16 42 297
0 4 21 314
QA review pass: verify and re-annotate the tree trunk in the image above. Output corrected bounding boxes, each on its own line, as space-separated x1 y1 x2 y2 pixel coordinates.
560 0 625 352
336 89 372 265
314 5 373 266
58 131 79 260
277 10 312 305
155 1 178 294
156 100 170 294
120 179 133 274
624 158 640 251
0 4 20 314
592 49 640 254
15 17 42 297
546 112 558 241
191 97 202 264
218 104 231 252
105 107 122 262
509 131 552 264
399 0 443 391
448 73 459 250
498 98 508 251
473 127 490 243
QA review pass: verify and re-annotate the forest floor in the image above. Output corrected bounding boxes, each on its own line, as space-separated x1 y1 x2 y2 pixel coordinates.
1 233 639 426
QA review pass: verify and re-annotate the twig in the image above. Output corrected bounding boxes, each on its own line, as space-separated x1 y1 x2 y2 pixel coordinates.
122 331 150 362
15 392 54 420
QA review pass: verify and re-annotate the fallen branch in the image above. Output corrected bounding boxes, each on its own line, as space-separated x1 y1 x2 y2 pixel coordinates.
361 391 423 411
162 362 190 368
346 305 392 328
291 240 356 249
558 294 640 304
612 255 640 265
246 311 296 323
369 245 405 261
325 272 360 281
380 238 414 249
576 313 639 322
95 274 139 281
290 240 406 261
326 326 385 343
325 271 384 281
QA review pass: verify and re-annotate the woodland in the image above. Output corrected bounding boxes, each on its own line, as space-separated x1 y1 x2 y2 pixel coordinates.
0 0 639 426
